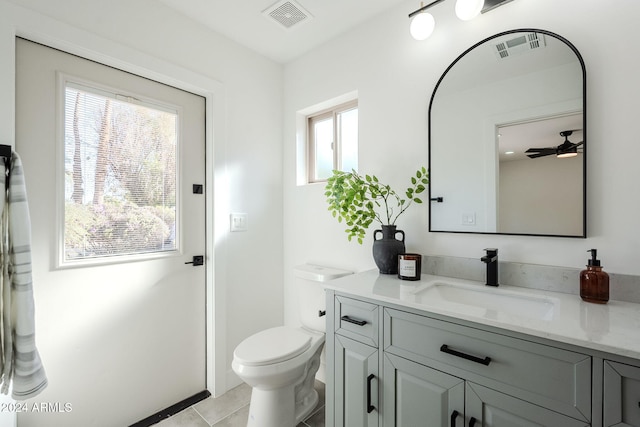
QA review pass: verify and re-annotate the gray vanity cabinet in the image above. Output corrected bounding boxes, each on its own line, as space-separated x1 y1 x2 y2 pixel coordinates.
326 290 595 427
603 360 640 426
334 335 379 427
383 350 589 427
332 296 381 427
383 308 592 423
383 352 464 426
466 382 589 426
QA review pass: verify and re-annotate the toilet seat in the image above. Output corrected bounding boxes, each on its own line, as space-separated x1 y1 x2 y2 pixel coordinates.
234 326 312 367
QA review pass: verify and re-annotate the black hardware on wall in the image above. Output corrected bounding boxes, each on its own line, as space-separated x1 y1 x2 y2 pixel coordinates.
430 197 444 203
469 417 477 427
0 144 12 191
185 255 204 266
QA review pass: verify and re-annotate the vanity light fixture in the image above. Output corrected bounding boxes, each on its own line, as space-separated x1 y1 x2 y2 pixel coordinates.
409 0 515 40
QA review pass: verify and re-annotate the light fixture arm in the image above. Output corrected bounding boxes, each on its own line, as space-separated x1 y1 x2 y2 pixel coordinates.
408 0 447 18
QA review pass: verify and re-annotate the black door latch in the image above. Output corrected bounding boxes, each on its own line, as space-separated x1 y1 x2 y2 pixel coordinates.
185 255 204 266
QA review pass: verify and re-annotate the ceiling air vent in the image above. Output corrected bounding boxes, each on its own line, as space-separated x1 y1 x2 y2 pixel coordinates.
263 0 313 30
493 32 546 60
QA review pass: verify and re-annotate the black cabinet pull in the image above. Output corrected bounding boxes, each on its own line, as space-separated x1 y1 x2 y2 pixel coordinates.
469 417 477 427
450 410 459 427
440 344 491 366
341 315 367 326
367 374 376 413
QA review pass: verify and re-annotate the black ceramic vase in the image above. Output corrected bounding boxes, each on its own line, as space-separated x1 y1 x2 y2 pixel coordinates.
372 225 406 274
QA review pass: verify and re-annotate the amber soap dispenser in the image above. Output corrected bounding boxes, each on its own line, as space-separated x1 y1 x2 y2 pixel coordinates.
580 249 609 304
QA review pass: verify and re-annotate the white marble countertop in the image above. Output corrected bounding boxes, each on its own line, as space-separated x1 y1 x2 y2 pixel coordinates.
325 270 640 360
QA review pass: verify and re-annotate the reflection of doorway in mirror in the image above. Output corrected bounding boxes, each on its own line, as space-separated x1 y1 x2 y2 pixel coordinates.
497 113 583 235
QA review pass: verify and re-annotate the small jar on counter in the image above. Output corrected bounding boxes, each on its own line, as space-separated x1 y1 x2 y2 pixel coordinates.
398 253 421 281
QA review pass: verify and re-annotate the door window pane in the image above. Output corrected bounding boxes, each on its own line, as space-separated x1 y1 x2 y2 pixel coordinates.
64 83 178 261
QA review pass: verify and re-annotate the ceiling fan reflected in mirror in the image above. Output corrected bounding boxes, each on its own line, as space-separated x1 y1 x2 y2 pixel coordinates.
525 129 583 159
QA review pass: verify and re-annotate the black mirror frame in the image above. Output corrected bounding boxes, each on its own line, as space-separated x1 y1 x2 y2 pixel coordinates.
428 28 587 238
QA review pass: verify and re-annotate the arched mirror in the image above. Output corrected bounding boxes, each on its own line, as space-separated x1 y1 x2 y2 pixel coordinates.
428 29 586 237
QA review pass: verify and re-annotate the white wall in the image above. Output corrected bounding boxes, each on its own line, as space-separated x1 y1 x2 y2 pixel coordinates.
499 156 582 235
283 0 640 325
0 0 283 425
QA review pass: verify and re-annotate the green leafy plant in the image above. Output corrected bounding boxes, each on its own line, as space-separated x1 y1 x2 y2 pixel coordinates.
325 167 428 244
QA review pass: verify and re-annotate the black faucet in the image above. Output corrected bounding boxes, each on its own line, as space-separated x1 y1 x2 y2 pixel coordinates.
481 248 499 287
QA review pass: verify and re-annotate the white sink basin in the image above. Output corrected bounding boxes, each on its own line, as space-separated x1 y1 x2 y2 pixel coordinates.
412 280 556 320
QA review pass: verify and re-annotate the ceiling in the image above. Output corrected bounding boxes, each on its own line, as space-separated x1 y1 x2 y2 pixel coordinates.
498 114 583 162
157 0 408 63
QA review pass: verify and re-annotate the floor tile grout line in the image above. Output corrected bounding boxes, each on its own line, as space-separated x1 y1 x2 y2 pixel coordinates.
209 403 251 426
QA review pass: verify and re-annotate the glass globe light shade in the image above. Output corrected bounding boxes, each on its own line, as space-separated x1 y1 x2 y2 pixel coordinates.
455 0 484 21
410 12 435 40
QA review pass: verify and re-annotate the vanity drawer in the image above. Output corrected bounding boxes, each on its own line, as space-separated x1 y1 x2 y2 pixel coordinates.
335 296 379 346
384 308 591 421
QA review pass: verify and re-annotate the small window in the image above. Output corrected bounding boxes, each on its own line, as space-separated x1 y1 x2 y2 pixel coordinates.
307 100 358 182
63 81 178 262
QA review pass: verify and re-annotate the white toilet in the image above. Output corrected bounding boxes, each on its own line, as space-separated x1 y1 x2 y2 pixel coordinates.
232 264 352 427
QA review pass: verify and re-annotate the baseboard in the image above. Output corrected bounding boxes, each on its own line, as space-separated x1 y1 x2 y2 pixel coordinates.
129 390 211 427
226 368 243 392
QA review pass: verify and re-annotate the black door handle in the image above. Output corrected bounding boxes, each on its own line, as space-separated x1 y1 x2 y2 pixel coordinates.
341 315 367 326
185 255 204 266
450 410 459 427
469 417 477 427
440 344 491 366
366 374 376 413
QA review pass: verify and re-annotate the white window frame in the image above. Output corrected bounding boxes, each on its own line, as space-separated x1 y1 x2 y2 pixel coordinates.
57 72 184 268
307 99 358 183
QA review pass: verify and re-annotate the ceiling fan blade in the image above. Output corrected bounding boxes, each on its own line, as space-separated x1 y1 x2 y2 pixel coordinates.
526 151 555 159
575 141 584 147
525 147 555 153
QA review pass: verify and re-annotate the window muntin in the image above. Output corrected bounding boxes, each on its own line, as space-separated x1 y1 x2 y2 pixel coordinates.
308 101 358 182
63 82 178 262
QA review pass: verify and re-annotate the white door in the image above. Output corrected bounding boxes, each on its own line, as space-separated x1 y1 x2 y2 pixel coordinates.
15 38 206 427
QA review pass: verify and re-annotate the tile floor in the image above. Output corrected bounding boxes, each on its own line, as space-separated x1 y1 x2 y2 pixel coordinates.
155 381 325 427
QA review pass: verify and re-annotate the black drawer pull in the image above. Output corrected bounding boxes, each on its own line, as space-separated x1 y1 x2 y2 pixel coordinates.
341 315 367 326
367 374 376 413
469 417 477 427
450 410 459 427
440 344 491 366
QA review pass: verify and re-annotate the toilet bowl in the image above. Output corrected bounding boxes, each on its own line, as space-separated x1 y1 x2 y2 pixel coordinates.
231 264 352 427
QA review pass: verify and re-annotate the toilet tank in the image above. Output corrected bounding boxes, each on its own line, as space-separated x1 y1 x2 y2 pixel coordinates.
294 264 352 332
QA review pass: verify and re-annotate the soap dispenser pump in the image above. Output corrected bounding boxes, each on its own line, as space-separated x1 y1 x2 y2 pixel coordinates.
580 249 609 304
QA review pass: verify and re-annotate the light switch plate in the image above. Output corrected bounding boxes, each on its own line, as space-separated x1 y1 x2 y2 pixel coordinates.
461 212 476 226
230 213 248 232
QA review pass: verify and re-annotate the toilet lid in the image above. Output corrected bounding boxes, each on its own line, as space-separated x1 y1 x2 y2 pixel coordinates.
234 326 312 366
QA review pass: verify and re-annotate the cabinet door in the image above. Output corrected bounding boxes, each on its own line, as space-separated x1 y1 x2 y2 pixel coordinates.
383 353 464 427
604 360 640 427
334 335 379 427
466 382 589 427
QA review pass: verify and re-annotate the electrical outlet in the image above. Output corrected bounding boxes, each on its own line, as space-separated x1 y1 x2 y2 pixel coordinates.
230 213 248 232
